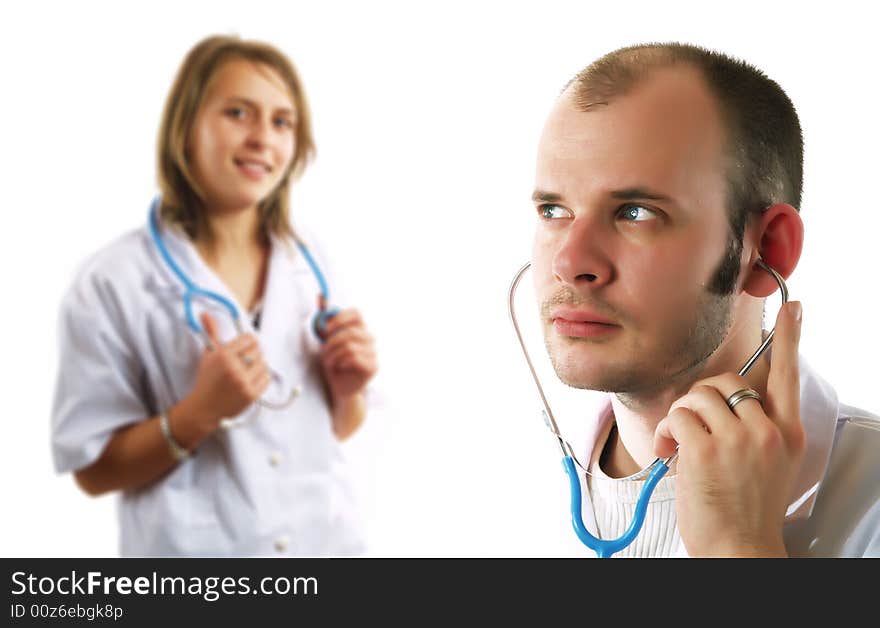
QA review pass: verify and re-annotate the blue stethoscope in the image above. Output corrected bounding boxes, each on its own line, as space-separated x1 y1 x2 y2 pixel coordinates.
148 196 338 417
507 259 788 557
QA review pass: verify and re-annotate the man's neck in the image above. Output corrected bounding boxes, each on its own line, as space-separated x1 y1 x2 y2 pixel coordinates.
602 304 770 478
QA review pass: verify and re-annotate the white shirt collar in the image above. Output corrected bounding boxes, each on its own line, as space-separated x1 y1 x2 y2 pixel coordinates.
578 352 840 539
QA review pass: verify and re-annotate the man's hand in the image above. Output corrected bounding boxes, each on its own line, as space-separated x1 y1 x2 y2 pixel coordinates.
653 301 805 557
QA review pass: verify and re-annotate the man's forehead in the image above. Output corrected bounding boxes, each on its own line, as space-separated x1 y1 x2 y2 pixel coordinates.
536 66 727 196
545 67 721 141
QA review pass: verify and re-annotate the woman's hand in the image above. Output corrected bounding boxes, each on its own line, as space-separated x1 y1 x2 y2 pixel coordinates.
177 311 272 437
318 309 377 439
319 309 378 401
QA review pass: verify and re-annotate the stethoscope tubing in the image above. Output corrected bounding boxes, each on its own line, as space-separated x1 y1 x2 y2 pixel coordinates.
148 197 336 413
508 259 788 557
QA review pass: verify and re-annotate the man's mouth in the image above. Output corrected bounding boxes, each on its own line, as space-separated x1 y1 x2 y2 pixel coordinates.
550 307 621 339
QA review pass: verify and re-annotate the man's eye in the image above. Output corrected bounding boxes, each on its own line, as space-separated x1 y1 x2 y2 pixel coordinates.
539 204 571 220
617 204 658 222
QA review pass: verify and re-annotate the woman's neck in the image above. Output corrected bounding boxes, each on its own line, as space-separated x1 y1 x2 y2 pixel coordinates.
193 206 270 311
195 206 264 262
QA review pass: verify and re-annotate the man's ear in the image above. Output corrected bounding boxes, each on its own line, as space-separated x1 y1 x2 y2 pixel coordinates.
741 204 804 298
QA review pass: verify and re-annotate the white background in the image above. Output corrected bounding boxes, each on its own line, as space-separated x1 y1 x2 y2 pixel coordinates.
1 0 877 557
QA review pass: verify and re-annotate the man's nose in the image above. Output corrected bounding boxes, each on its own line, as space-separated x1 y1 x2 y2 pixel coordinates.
551 215 614 288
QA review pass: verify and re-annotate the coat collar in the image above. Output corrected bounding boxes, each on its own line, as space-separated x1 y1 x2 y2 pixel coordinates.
143 213 320 347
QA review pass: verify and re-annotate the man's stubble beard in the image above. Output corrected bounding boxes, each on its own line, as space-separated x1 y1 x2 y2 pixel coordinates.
543 229 743 407
545 290 734 405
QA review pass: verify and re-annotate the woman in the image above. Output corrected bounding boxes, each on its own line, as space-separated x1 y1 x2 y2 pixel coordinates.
51 35 377 556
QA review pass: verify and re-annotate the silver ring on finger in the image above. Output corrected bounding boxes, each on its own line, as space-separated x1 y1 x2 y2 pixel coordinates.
725 388 762 411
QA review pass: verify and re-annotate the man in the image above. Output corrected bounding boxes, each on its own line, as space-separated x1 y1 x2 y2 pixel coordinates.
530 42 879 557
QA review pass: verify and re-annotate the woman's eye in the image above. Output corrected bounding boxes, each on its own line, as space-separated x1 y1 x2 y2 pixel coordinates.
539 204 571 220
226 107 247 119
617 204 658 222
274 117 294 129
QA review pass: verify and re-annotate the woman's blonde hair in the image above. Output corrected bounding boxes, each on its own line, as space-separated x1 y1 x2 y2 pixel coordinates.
157 34 315 242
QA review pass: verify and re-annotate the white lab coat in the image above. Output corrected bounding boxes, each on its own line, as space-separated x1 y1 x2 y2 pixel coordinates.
568 355 880 557
51 214 365 557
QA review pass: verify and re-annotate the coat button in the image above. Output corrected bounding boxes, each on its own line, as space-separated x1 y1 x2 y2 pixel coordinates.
269 452 283 467
275 535 290 552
